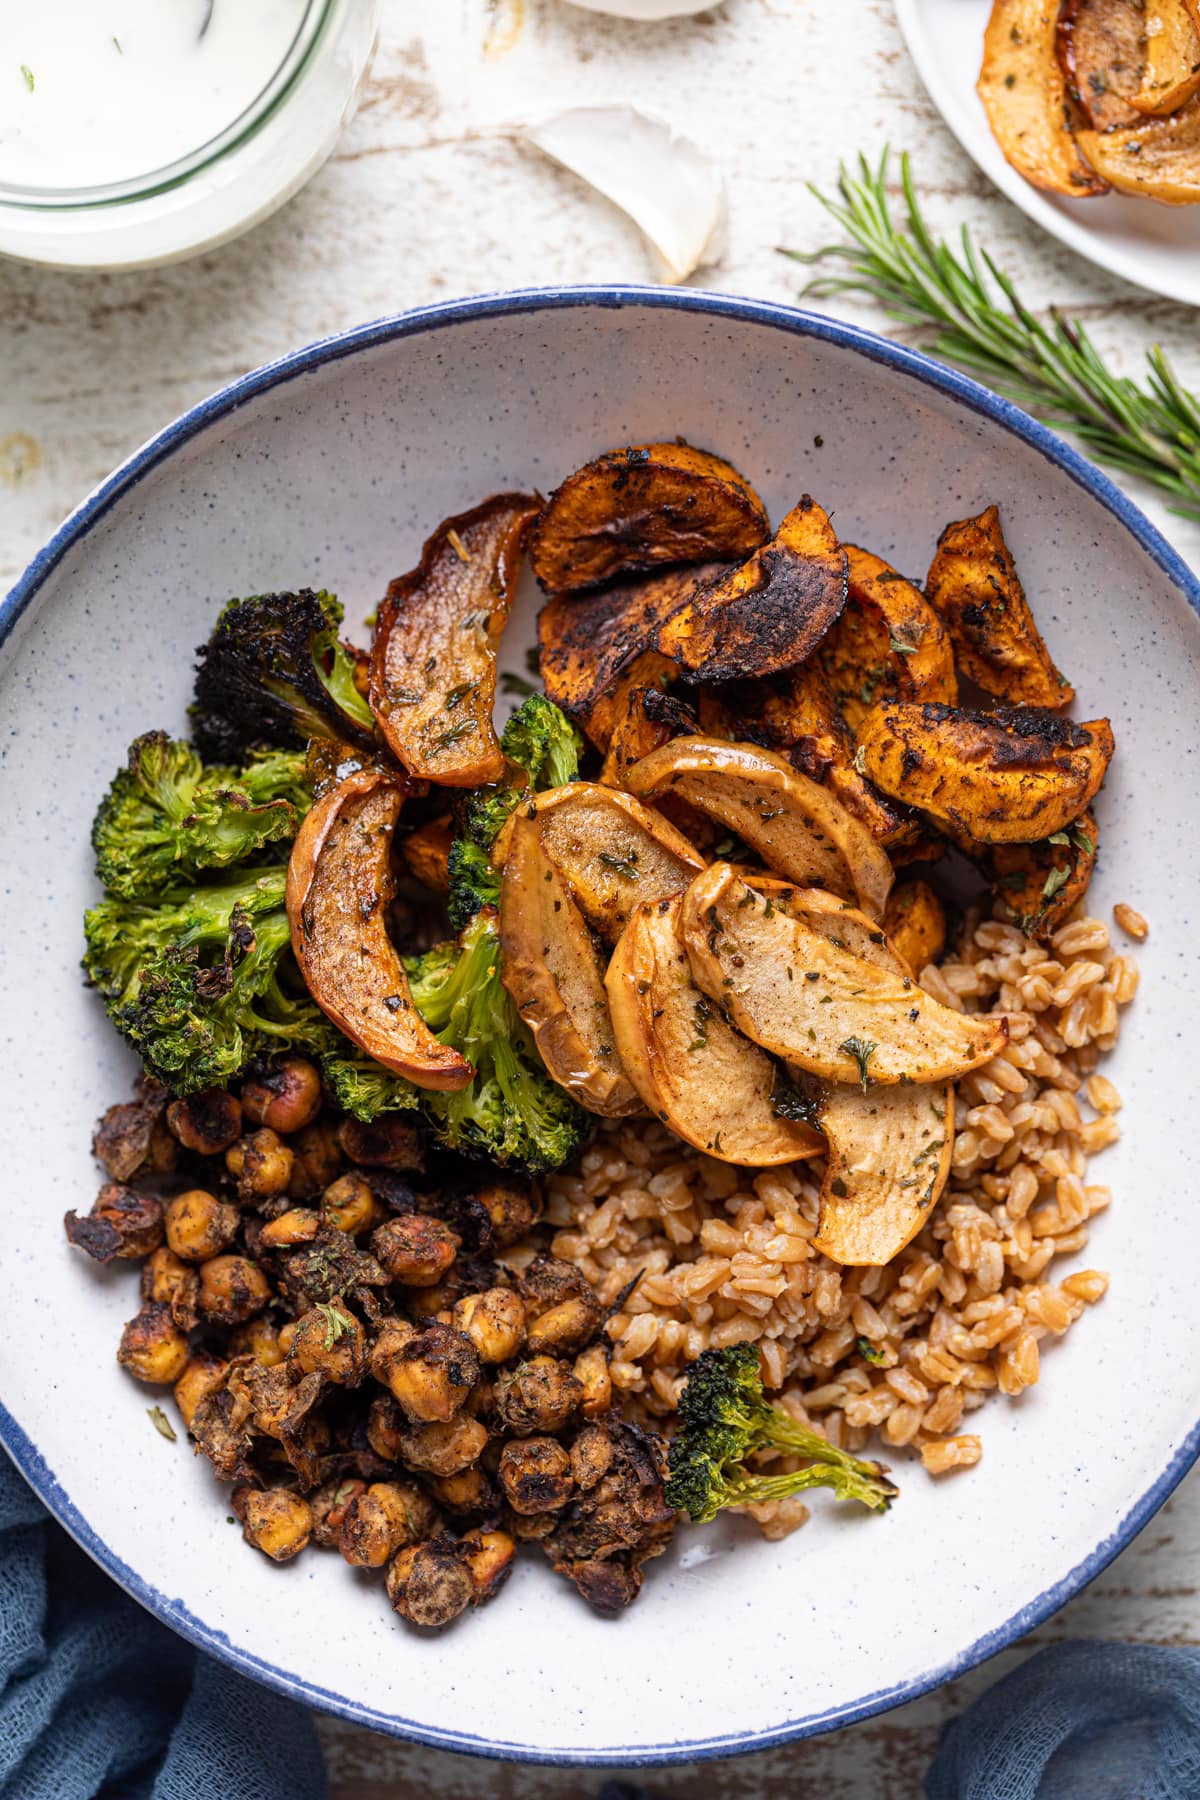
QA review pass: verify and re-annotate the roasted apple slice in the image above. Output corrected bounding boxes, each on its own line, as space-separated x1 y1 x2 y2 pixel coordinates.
607 895 822 1164
531 783 706 944
369 494 539 787
679 864 1007 1085
811 1080 955 1266
499 814 640 1117
624 736 893 920
656 496 848 684
925 506 1073 709
1057 0 1145 128
528 442 768 594
978 0 1109 196
1075 93 1200 199
820 545 958 732
882 880 948 976
856 701 1113 844
1129 0 1200 113
287 771 472 1090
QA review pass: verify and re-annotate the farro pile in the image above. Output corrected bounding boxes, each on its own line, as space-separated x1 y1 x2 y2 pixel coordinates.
547 903 1140 1538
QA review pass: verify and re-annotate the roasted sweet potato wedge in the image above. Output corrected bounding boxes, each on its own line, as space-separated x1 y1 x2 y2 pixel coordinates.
499 814 640 1116
531 783 706 945
624 736 894 920
599 685 672 788
679 864 1008 1085
1130 0 1200 113
655 496 848 685
1057 0 1145 128
606 895 822 1165
402 815 453 893
925 506 1073 709
978 0 1109 195
882 880 948 975
528 442 769 595
1075 93 1200 199
369 494 539 786
538 565 725 750
990 810 1099 937
820 546 958 732
856 702 1114 844
287 771 471 1090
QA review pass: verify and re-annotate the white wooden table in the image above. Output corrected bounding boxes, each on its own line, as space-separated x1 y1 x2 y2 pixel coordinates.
4 1 1197 1790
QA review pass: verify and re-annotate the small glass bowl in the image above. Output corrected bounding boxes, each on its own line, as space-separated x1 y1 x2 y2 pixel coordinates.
0 0 378 270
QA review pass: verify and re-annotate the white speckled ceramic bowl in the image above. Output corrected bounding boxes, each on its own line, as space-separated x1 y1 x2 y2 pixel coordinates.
2 290 1198 1765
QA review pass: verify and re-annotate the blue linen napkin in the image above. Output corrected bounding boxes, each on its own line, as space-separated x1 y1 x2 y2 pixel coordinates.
0 1449 327 1800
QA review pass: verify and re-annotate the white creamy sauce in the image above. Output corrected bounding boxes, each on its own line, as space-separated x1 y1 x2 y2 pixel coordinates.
0 0 308 191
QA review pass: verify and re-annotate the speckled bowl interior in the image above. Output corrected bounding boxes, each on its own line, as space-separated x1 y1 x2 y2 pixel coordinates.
2 290 1199 1765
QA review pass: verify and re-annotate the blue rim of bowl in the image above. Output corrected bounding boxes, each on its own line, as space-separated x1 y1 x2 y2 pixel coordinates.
3 284 1199 1765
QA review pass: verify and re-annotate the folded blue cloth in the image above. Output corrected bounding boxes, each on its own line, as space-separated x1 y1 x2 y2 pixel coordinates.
927 1641 1200 1799
0 1450 327 1800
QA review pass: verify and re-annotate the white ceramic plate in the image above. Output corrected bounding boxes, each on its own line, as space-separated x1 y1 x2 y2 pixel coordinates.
2 289 1200 1765
895 0 1200 307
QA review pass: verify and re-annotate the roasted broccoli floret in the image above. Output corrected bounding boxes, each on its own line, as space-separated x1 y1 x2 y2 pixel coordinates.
404 908 587 1172
445 838 501 933
499 693 583 793
665 1344 898 1524
319 1047 419 1122
190 588 376 761
91 733 310 900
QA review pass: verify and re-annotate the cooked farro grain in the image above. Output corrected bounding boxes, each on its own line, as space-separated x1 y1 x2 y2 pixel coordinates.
547 904 1137 1538
1113 903 1148 942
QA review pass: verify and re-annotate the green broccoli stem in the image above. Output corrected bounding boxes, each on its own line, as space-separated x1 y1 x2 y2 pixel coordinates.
752 1408 898 1502
721 1459 896 1515
317 646 375 734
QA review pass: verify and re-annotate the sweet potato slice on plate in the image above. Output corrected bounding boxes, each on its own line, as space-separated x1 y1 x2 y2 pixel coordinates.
499 814 640 1117
882 880 947 975
528 443 769 595
656 496 848 684
369 494 539 787
625 736 894 920
990 810 1099 937
1057 0 1145 127
532 782 706 945
287 771 472 1091
856 702 1113 844
401 815 453 893
820 546 958 732
925 506 1073 709
978 0 1109 195
538 565 725 750
679 864 1008 1085
599 686 673 788
1129 0 1200 113
606 894 822 1165
1075 93 1200 199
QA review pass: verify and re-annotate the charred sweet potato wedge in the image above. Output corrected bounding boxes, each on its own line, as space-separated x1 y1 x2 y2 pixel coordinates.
925 506 1073 709
287 772 472 1090
1075 93 1200 199
990 810 1099 937
820 546 958 732
599 686 672 788
606 895 822 1165
656 496 848 685
528 442 768 595
979 0 1109 195
624 736 894 920
369 494 539 786
680 864 1008 1086
401 815 453 892
882 880 948 975
532 783 706 945
538 565 725 750
1057 0 1145 128
856 702 1114 844
499 814 640 1116
1129 0 1200 113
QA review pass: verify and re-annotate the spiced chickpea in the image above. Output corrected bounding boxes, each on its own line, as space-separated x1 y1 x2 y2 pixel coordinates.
286 1304 368 1385
476 1181 542 1249
366 1392 406 1463
225 1129 294 1201
197 1255 272 1325
337 1116 423 1170
173 1352 229 1431
64 1183 164 1262
287 1120 343 1200
495 1357 583 1437
371 1215 458 1288
573 1344 613 1421
428 1465 498 1517
228 1315 286 1368
258 1207 320 1248
452 1288 526 1364
164 1189 239 1263
341 1480 440 1568
140 1245 199 1329
320 1172 379 1237
460 1529 516 1605
118 1303 190 1386
570 1422 615 1491
233 1486 312 1562
397 1415 488 1477
367 1317 417 1389
165 1088 242 1155
276 1319 299 1356
386 1324 480 1424
240 1058 322 1135
310 1477 367 1549
386 1538 473 1628
526 1295 603 1357
498 1438 574 1515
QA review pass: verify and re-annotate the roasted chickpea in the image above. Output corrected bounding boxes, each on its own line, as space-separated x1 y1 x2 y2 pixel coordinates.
286 1304 368 1385
258 1207 320 1248
225 1129 294 1201
117 1303 190 1385
495 1357 583 1436
570 1422 615 1492
287 1120 343 1200
234 1486 312 1562
397 1415 488 1476
573 1344 613 1421
498 1438 574 1515
338 1115 423 1169
240 1059 322 1135
341 1479 440 1568
371 1215 458 1288
320 1172 379 1237
504 1508 557 1543
197 1254 272 1325
428 1465 498 1517
367 1392 406 1463
64 1182 164 1262
164 1189 240 1264
165 1087 242 1155
141 1245 200 1330
228 1314 285 1368
526 1296 603 1357
460 1529 516 1605
173 1351 229 1431
92 1090 176 1181
367 1317 417 1388
403 1279 461 1321
452 1287 526 1364
276 1319 299 1356
386 1537 473 1628
310 1477 368 1549
386 1324 480 1424
476 1181 542 1249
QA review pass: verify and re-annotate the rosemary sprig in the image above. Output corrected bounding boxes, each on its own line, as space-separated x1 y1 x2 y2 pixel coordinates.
782 149 1200 520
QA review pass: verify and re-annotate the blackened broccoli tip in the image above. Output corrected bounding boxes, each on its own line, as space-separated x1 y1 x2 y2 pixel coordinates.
319 1048 420 1123
446 837 501 933
404 909 587 1173
461 785 521 854
190 588 376 762
499 693 584 792
665 1344 898 1525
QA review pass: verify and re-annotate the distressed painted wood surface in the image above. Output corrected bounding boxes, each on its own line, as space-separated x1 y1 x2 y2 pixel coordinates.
3 0 1198 1792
